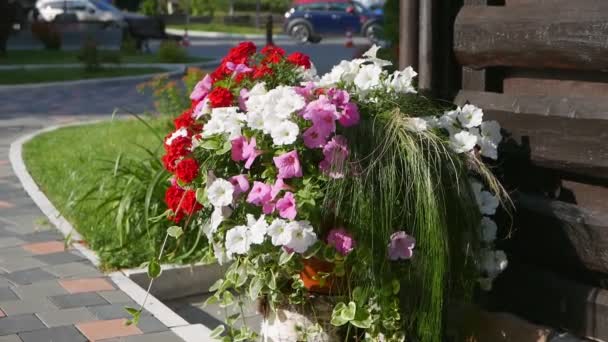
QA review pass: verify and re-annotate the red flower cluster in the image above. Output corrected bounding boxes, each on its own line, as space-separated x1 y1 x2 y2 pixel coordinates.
208 87 234 108
287 52 312 69
175 158 199 183
164 185 202 223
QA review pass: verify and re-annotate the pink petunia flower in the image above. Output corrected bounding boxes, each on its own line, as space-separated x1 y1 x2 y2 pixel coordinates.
262 201 276 214
238 88 249 111
229 174 250 196
247 181 272 206
295 82 317 102
271 178 292 200
273 150 303 179
338 102 360 127
327 227 356 256
302 126 329 149
301 95 338 121
276 192 297 220
388 231 416 260
319 135 349 179
243 137 262 169
311 109 337 136
327 88 350 109
190 75 212 101
231 136 248 162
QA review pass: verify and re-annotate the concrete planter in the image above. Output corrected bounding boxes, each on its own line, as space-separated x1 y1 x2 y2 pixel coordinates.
124 262 227 301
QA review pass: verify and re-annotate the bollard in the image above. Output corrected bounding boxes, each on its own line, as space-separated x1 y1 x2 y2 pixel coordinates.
266 14 273 46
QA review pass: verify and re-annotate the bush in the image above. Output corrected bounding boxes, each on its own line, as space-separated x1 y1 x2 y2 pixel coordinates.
31 22 62 50
139 0 159 15
137 67 203 116
121 33 138 55
188 0 215 16
158 40 187 63
78 37 101 72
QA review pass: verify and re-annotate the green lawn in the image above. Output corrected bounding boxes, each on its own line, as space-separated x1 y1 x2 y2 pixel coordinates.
0 67 165 85
23 118 172 270
168 22 283 35
0 50 209 65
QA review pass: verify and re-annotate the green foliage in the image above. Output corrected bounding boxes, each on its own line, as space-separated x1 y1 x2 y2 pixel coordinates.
30 22 62 50
187 0 215 16
139 0 159 15
158 40 188 63
138 67 204 116
78 37 102 72
121 33 139 55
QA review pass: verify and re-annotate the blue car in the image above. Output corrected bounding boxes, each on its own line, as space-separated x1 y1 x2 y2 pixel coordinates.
284 0 384 43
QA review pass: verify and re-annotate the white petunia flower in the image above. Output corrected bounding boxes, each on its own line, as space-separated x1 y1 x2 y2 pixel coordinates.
362 44 392 67
246 214 268 245
246 111 265 131
267 219 292 246
319 60 360 86
202 117 224 137
299 64 319 82
354 64 383 93
470 179 500 216
213 242 231 265
480 249 508 277
388 67 417 94
270 120 300 146
480 216 497 243
421 116 440 129
207 178 234 207
457 104 483 128
284 221 317 254
166 128 188 146
477 136 498 160
225 225 251 256
202 107 246 140
480 120 502 145
202 206 232 239
438 110 460 135
405 117 428 132
272 87 307 119
450 130 477 153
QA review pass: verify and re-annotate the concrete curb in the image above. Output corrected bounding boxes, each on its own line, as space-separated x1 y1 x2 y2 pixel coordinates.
0 59 221 91
9 121 214 342
166 28 289 40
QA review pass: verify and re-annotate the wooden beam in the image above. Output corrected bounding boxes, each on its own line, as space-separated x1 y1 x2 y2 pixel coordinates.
398 0 419 70
455 91 608 180
454 3 608 70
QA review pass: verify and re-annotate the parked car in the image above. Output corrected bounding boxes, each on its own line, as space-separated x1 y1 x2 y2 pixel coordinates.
284 0 384 43
36 0 124 23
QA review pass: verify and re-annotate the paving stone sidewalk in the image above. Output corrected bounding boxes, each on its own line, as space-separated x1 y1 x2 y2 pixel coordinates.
0 118 184 342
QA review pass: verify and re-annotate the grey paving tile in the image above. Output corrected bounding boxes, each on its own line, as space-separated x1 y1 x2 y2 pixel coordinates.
0 276 15 288
43 262 103 279
0 238 25 248
32 252 84 266
0 258 46 273
18 325 87 342
4 268 56 285
19 231 63 243
0 228 18 238
87 304 150 320
135 316 168 334
0 297 58 315
0 287 18 301
0 335 22 342
0 247 33 259
49 292 108 309
11 281 67 299
116 331 184 342
97 291 135 304
36 307 97 328
0 314 45 335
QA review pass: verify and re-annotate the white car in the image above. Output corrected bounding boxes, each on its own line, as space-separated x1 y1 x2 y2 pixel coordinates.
36 0 124 23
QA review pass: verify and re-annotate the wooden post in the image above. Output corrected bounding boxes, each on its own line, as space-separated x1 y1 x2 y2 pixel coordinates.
461 0 490 91
399 0 419 71
418 0 433 90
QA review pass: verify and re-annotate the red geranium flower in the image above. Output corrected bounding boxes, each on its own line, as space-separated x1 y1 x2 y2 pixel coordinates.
287 52 311 69
253 64 273 79
173 109 194 129
164 185 202 222
226 41 257 64
211 62 231 82
175 158 199 184
207 87 234 108
261 45 285 64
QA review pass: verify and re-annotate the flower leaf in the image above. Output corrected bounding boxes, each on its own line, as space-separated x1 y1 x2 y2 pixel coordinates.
167 226 183 239
278 250 294 265
249 276 264 300
147 260 161 279
209 325 225 338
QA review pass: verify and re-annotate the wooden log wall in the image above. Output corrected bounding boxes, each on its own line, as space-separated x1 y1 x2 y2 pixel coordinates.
450 0 608 340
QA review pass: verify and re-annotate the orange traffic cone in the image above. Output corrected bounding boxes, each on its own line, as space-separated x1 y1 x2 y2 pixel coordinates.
345 30 354 48
181 29 190 47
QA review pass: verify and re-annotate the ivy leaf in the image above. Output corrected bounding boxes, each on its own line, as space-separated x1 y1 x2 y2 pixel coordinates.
209 279 223 292
125 306 141 326
249 276 264 301
268 269 277 290
209 325 225 338
201 139 221 150
203 294 219 307
351 308 372 328
195 188 208 205
330 302 349 326
167 226 183 239
392 279 401 295
278 250 294 265
216 140 232 155
352 287 366 306
219 291 235 308
342 301 357 321
147 260 161 279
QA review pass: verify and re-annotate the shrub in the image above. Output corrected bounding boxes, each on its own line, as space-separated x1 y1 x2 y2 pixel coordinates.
158 40 188 63
121 33 138 55
139 0 159 15
137 67 203 116
78 37 101 72
31 22 62 50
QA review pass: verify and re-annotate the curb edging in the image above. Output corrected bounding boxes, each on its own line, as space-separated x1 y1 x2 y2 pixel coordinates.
9 121 213 342
166 28 289 40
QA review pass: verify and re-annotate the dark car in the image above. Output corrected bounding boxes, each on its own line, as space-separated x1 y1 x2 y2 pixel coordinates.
284 0 383 43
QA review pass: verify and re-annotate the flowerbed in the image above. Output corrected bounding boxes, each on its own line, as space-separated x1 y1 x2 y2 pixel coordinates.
148 42 509 341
